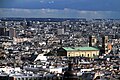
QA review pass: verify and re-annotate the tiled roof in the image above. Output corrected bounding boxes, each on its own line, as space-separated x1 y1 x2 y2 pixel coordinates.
63 47 99 51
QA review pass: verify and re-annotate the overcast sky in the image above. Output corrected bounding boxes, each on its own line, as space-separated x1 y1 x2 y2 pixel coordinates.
0 0 120 18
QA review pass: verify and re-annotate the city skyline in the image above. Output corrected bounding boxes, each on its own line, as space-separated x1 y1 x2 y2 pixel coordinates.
0 1 120 80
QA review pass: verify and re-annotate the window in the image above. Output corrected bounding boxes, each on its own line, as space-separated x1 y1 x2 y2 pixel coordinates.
68 53 70 57
17 78 21 80
29 78 31 80
105 40 108 43
93 54 95 57
34 78 37 80
105 46 108 49
92 39 95 43
88 54 89 57
82 54 84 57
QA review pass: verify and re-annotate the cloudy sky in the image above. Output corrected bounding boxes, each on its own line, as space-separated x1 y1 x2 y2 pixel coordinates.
0 0 120 19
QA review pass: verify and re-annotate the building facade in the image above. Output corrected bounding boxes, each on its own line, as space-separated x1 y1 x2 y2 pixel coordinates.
57 47 99 58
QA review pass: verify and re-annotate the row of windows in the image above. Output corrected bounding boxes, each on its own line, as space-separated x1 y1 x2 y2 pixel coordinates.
14 77 61 80
14 77 41 80
81 54 95 57
68 53 96 57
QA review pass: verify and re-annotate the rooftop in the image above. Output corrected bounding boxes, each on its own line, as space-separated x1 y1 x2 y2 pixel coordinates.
63 47 99 51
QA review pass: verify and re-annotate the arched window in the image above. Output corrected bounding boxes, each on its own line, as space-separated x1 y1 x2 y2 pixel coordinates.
92 39 95 42
82 54 84 57
88 54 89 57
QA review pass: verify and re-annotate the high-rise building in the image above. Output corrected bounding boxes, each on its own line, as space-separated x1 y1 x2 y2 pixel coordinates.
9 28 16 38
5 28 9 36
0 27 6 36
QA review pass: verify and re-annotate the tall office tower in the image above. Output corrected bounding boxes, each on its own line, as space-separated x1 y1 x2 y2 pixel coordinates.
0 27 6 36
9 28 16 38
89 36 97 47
5 27 9 36
26 21 32 26
102 36 109 54
57 28 64 35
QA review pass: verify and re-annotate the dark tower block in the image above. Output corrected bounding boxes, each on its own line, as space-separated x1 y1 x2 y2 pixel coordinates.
63 61 78 80
102 36 108 54
89 36 97 47
59 39 63 46
0 27 6 36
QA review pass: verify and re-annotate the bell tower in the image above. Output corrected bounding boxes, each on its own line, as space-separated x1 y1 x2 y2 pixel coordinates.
89 36 97 47
102 36 108 54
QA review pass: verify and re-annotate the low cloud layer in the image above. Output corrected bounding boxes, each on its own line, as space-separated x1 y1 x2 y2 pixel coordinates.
0 8 120 19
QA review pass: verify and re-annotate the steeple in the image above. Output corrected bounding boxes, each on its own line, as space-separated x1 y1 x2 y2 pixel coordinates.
63 59 78 80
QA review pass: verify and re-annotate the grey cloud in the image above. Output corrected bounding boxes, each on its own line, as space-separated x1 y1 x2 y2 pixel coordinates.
0 8 120 19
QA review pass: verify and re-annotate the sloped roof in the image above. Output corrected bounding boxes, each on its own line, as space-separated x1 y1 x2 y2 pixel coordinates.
34 54 47 61
63 47 99 51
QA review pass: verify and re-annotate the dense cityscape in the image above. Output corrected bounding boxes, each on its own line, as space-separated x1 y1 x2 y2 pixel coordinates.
0 18 119 80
